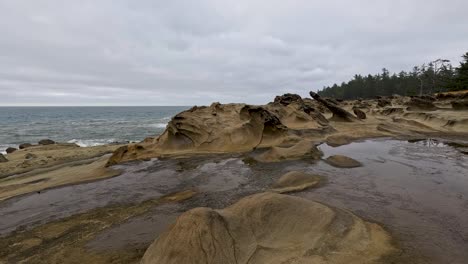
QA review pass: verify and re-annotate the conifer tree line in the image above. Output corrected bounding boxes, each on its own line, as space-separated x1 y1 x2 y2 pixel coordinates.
317 51 468 99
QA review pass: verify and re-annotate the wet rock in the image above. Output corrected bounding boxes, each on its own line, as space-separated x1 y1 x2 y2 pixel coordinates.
326 135 354 147
38 139 55 145
325 155 362 168
19 143 32 149
377 99 392 107
255 140 323 162
353 108 367 119
25 153 37 160
451 100 468 110
309 91 358 122
141 192 395 264
274 93 303 106
6 147 17 154
406 97 437 111
0 153 8 163
270 171 322 193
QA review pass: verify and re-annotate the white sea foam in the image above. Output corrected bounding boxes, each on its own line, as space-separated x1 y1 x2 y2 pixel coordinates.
148 123 167 128
67 139 118 147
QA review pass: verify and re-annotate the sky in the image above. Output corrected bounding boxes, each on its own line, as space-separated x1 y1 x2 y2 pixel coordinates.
1 0 467 106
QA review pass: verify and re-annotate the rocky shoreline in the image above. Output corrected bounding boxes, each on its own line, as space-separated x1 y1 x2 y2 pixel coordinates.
0 91 467 263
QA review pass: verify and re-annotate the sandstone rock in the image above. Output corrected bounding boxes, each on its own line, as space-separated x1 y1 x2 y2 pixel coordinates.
325 155 362 168
377 99 391 107
451 100 468 110
6 147 17 154
19 143 32 149
353 107 366 119
141 192 395 264
270 171 322 193
406 97 437 111
0 153 8 163
38 139 55 145
255 140 323 162
309 91 358 122
273 93 303 106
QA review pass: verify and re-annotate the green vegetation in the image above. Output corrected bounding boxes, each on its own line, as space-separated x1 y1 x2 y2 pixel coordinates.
318 51 468 99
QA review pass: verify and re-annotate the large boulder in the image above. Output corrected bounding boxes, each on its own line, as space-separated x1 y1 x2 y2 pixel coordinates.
141 192 395 264
19 143 32 149
38 139 55 145
5 147 17 154
0 153 8 163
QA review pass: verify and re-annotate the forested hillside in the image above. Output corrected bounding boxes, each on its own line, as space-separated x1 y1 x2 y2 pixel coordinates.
317 52 468 99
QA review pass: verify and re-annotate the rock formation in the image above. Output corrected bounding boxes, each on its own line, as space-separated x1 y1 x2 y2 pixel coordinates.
19 143 32 149
325 155 362 168
451 100 468 110
309 91 358 122
38 139 55 145
377 98 392 108
270 171 322 193
406 97 437 111
5 147 17 154
353 107 367 119
254 140 323 163
141 192 395 264
273 93 303 105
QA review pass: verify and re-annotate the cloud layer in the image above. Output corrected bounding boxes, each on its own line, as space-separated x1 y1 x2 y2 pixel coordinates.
1 0 468 106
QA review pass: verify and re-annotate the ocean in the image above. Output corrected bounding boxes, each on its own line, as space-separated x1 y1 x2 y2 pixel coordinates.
0 106 189 153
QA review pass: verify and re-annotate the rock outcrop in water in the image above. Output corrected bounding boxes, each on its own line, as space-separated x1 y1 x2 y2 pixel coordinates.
107 97 332 165
107 91 468 166
141 192 395 264
325 155 362 168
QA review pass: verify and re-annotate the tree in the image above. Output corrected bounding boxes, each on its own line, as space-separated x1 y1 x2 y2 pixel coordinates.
316 52 465 99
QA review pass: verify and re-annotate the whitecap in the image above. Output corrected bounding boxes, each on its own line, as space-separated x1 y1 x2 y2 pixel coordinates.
67 138 118 147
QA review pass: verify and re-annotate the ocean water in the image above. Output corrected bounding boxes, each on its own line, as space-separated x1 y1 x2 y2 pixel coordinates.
0 106 188 153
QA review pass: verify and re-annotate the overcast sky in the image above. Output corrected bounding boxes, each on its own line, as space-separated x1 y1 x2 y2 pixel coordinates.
1 0 467 106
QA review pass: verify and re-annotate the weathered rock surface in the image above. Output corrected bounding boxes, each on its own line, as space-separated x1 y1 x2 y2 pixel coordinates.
141 192 395 264
325 155 362 168
0 154 8 163
107 100 331 165
270 171 322 193
377 98 392 108
406 97 437 111
5 147 17 154
273 93 303 105
254 140 323 162
38 139 55 145
451 100 468 110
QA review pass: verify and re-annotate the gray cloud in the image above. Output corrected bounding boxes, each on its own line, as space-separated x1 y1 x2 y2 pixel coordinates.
1 0 467 106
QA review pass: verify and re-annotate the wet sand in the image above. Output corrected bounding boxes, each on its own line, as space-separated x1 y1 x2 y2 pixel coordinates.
1 138 467 263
